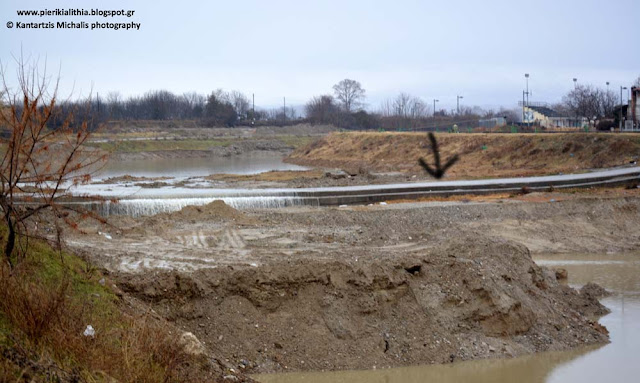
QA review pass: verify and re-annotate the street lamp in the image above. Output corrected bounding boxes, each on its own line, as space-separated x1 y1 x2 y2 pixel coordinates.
524 74 532 127
573 78 577 89
620 86 628 132
605 82 610 116
457 95 463 115
525 74 530 107
433 99 439 117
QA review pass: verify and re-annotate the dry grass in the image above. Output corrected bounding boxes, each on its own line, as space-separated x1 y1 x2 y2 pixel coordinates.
289 132 640 179
206 169 324 182
0 227 207 382
383 185 640 206
88 138 234 153
385 193 514 204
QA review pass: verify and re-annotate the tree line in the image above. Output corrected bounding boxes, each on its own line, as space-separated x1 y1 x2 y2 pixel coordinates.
10 75 640 131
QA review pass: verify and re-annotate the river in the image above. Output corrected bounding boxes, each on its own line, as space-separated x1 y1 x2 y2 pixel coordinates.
98 155 308 179
255 253 640 383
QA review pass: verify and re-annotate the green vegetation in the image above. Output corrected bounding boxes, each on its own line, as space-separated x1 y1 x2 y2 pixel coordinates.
274 135 316 148
89 134 315 154
89 138 233 153
0 225 203 382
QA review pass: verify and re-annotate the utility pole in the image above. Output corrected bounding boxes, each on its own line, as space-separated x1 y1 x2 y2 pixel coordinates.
283 97 286 125
606 82 610 116
524 74 528 105
524 74 531 128
621 86 627 132
522 90 526 125
252 93 255 125
457 95 463 115
433 99 439 118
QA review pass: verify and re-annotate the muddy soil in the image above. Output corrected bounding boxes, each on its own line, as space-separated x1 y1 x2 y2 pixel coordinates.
116 238 609 374
59 193 640 374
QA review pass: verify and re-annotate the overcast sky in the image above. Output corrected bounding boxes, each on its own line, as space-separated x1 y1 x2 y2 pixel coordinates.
1 0 639 112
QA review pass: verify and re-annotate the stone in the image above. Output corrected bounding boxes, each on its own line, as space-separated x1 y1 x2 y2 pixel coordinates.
179 332 207 356
554 268 568 281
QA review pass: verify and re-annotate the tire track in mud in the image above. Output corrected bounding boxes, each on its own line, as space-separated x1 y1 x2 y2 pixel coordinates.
217 229 246 250
175 231 211 248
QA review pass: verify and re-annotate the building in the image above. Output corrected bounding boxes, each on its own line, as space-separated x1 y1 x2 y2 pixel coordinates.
478 117 507 129
521 102 586 129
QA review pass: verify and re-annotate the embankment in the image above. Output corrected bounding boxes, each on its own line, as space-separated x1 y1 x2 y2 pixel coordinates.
287 132 640 178
91 123 336 162
118 236 609 374
65 195 640 375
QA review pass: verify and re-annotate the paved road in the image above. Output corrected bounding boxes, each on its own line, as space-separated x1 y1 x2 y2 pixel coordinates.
77 166 640 210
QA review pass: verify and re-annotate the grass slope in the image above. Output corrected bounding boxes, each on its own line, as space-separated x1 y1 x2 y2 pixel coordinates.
288 132 640 179
0 226 211 382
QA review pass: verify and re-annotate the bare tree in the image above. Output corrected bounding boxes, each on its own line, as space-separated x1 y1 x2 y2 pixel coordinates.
305 95 341 124
0 57 106 268
378 93 428 130
211 88 230 104
204 92 237 126
393 93 427 119
562 84 613 120
228 90 250 118
634 76 640 87
601 89 617 117
181 91 206 118
105 91 123 119
333 79 365 113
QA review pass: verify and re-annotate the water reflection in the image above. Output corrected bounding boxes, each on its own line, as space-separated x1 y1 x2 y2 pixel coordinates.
536 254 640 383
256 253 640 383
99 156 307 179
256 346 599 383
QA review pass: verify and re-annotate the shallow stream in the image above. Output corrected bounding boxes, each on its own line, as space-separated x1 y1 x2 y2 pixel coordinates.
99 155 307 179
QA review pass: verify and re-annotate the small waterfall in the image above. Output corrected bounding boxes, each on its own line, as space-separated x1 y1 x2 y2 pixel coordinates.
89 196 318 218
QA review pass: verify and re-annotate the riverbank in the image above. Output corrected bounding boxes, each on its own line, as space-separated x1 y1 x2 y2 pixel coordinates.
287 132 640 179
0 224 255 382
89 124 335 162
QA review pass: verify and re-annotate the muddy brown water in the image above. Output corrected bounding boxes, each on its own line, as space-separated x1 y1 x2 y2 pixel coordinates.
255 253 640 383
99 156 307 179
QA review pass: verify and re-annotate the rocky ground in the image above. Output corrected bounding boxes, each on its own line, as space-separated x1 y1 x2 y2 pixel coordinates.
55 189 640 375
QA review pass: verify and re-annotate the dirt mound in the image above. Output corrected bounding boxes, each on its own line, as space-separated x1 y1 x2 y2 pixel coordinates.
579 282 612 318
118 236 609 374
580 282 610 299
287 132 640 179
124 200 255 237
166 200 250 222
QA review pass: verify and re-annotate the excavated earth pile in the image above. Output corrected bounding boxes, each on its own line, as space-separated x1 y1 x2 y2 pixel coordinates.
117 236 608 374
60 195 640 374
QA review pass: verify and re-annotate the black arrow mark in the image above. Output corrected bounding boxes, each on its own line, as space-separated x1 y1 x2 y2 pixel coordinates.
418 132 459 179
